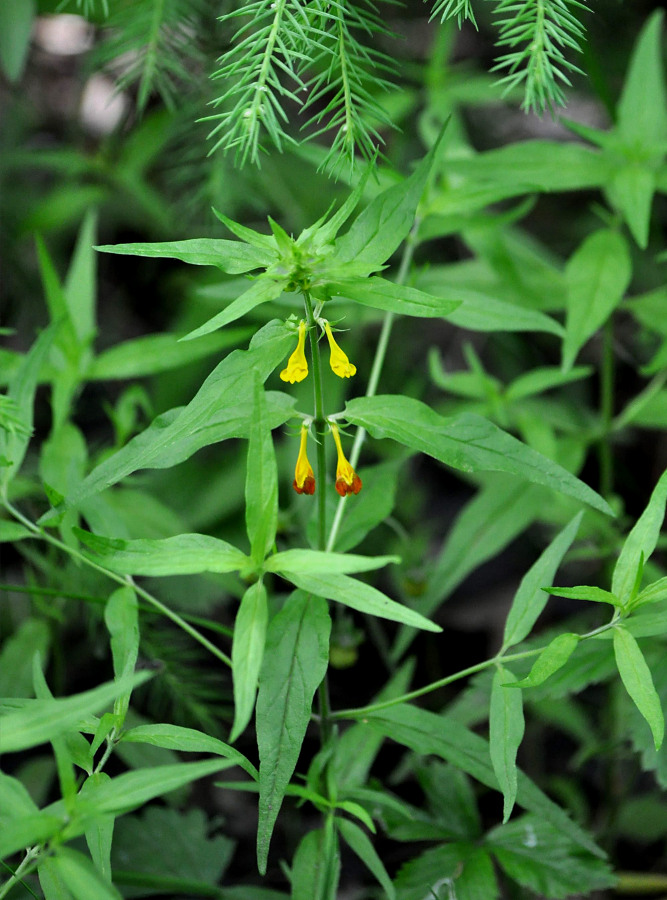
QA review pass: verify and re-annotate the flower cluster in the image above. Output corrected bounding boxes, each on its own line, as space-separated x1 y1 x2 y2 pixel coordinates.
280 319 356 384
291 422 361 497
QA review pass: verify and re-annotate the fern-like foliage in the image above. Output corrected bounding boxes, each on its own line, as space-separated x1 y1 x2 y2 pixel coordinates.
95 0 206 113
203 0 312 165
302 0 396 174
204 0 395 170
489 0 589 114
429 0 477 28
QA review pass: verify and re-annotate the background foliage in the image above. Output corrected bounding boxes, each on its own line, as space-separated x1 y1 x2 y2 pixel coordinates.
3 1 667 899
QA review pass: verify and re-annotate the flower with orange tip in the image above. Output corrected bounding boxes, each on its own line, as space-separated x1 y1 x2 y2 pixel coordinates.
293 424 316 495
324 322 356 379
280 320 308 383
330 422 362 496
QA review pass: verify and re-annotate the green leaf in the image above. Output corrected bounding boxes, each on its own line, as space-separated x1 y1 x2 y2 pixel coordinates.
281 570 440 632
328 459 402 552
104 586 139 725
291 825 340 900
365 704 605 858
33 660 78 809
64 210 97 345
0 324 56 492
432 287 565 336
80 773 114 882
502 512 583 650
616 10 667 152
395 843 499 900
612 468 667 605
607 166 656 250
231 581 268 743
39 856 75 900
110 806 234 895
0 671 151 753
52 848 123 900
344 396 612 515
266 549 399 577
633 576 667 610
545 585 621 605
613 626 664 751
246 379 278 565
95 238 276 273
331 277 460 318
75 758 237 817
487 815 615 899
0 770 39 819
490 665 525 823
0 519 33 542
181 275 289 341
54 321 295 511
505 367 593 402
256 591 331 874
337 818 395 900
334 132 444 267
0 812 64 860
511 633 580 689
120 723 257 778
0 0 35 82
75 529 247 576
562 230 632 370
88 328 250 380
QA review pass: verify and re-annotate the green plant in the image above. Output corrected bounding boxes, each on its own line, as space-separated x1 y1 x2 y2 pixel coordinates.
3 4 667 900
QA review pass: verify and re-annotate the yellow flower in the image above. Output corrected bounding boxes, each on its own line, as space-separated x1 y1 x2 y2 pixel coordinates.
280 320 308 383
324 322 356 379
293 424 316 495
330 423 362 496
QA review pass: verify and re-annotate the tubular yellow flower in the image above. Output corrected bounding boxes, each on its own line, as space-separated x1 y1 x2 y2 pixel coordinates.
280 320 308 383
324 322 356 379
293 424 316 495
330 423 362 496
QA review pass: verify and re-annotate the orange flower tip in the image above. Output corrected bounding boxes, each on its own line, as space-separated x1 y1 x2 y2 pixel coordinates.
335 474 362 496
293 475 316 495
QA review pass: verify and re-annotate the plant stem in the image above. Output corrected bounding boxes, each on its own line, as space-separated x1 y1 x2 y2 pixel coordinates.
329 618 618 721
0 846 41 900
3 502 232 668
599 316 615 499
325 218 420 552
302 290 333 746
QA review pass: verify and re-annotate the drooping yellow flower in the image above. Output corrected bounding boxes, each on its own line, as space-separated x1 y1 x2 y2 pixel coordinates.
280 320 308 383
293 424 316 495
330 422 362 496
324 322 356 379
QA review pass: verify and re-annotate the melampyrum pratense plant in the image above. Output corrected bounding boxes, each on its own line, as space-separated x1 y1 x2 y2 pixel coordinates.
3 6 667 899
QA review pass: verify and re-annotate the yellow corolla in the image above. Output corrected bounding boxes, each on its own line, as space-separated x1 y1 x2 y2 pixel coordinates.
280 320 308 383
330 422 362 496
324 322 356 379
293 424 316 495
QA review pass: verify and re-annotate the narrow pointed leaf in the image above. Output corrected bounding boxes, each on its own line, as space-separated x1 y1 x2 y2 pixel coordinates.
490 665 525 823
265 549 398 576
613 625 664 750
337 818 395 900
331 277 460 318
511 633 580 689
181 276 288 341
231 581 268 743
246 379 278 565
95 238 276 273
256 591 331 874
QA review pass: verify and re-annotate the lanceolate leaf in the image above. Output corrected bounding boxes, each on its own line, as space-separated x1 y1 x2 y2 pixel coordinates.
344 395 612 515
231 581 268 743
95 238 277 273
256 591 331 874
490 665 525 824
291 824 341 900
280 570 440 632
337 818 395 900
75 529 247 576
246 379 278 566
502 513 583 650
612 468 667 605
613 626 664 750
265 549 399 576
331 277 460 318
511 633 580 689
181 275 289 341
562 229 631 370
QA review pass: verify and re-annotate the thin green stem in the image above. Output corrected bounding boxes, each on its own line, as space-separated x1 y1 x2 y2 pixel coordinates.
302 290 333 746
599 316 615 499
329 617 619 721
0 846 41 900
325 219 420 552
3 502 232 668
